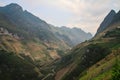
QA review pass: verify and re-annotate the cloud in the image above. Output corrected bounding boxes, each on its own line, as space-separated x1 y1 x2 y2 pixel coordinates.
0 1 5 6
51 0 120 34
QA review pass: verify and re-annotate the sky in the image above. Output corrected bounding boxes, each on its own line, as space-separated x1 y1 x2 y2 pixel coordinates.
0 0 120 35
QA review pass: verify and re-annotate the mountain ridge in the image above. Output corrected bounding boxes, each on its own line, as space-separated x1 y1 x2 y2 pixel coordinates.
96 10 116 34
0 3 92 45
0 3 119 80
54 9 120 80
0 3 92 77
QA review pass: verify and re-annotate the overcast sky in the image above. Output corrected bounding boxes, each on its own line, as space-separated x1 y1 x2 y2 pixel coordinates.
0 0 120 35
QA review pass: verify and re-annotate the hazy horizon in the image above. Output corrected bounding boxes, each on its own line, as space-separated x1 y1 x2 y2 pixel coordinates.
0 0 120 35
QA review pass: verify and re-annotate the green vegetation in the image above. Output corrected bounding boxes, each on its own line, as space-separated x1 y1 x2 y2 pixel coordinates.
0 50 42 80
104 28 120 38
61 22 120 80
62 43 111 80
0 3 120 80
92 69 112 80
78 48 120 80
111 58 120 80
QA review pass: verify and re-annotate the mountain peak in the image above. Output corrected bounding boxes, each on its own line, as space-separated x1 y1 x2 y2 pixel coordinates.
110 9 116 14
96 10 116 34
107 10 116 16
6 3 21 8
5 3 23 12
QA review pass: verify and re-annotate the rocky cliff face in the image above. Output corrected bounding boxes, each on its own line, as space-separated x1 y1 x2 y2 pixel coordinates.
96 10 116 34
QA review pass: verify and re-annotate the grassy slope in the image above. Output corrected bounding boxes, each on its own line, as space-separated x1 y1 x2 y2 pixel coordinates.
0 34 69 65
57 22 120 80
78 23 120 80
79 49 120 80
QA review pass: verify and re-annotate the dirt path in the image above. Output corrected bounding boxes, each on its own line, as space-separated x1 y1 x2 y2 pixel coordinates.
42 69 55 80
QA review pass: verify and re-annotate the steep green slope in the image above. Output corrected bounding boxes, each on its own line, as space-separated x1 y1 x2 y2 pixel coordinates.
0 4 71 79
79 49 120 80
0 3 92 80
0 3 71 64
0 3 92 66
55 11 120 80
61 33 119 80
0 50 42 80
0 3 119 80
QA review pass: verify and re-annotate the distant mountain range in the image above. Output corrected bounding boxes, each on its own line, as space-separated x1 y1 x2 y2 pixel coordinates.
0 3 92 74
0 3 92 46
0 3 92 61
50 25 92 46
